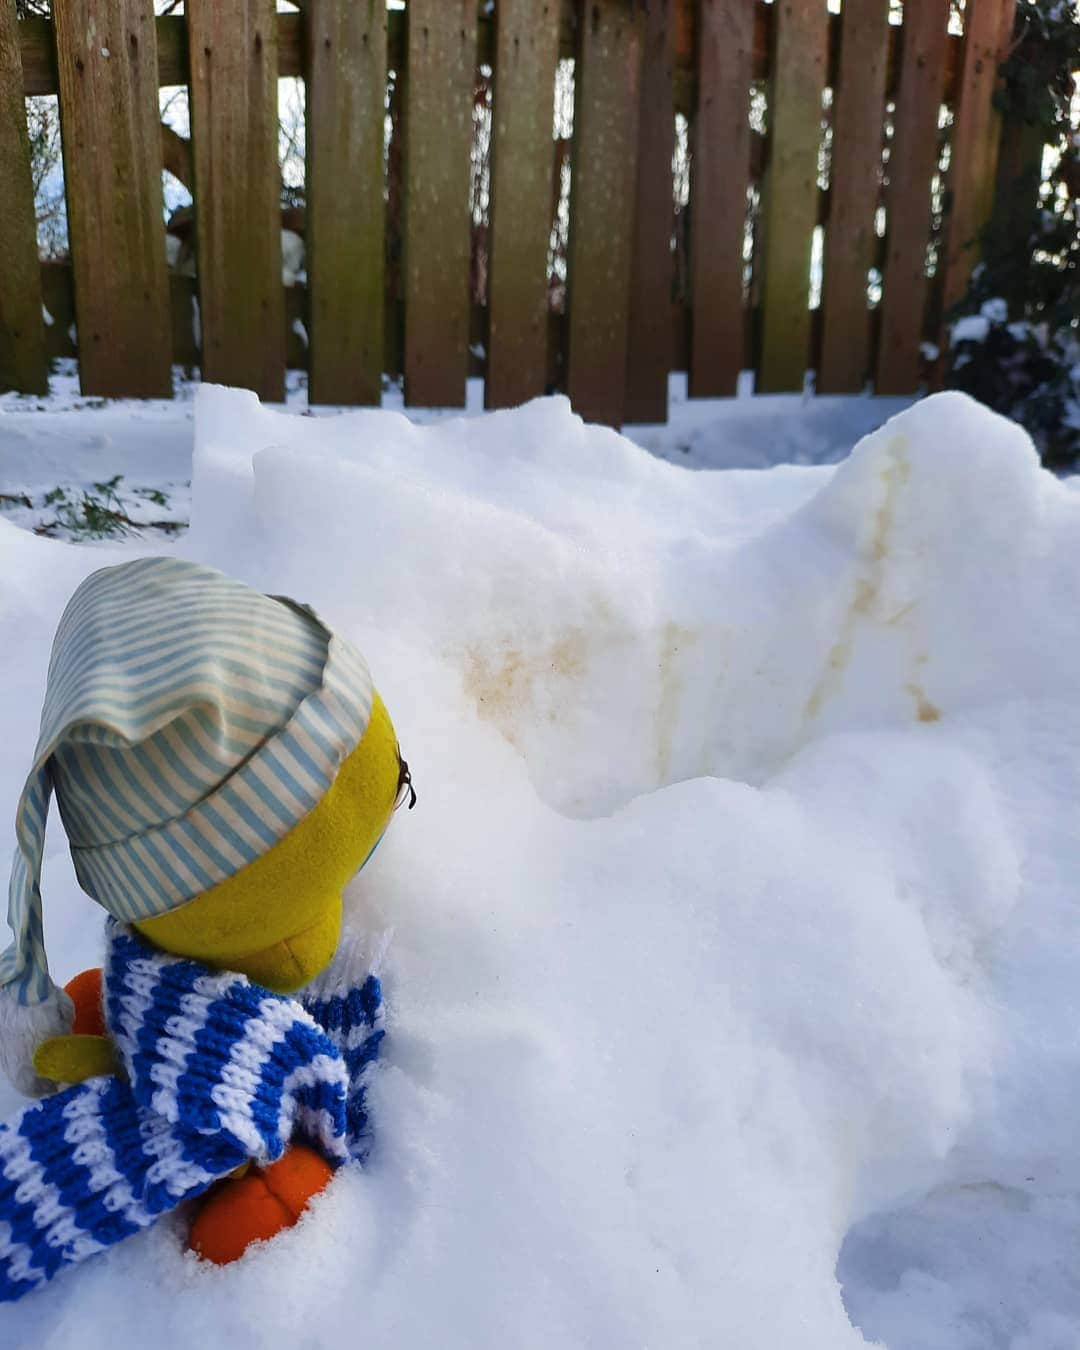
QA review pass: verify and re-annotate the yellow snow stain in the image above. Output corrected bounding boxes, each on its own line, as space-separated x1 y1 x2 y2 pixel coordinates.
803 437 941 728
460 629 588 747
655 622 698 784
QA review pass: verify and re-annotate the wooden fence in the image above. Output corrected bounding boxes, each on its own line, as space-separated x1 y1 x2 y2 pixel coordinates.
0 0 1019 426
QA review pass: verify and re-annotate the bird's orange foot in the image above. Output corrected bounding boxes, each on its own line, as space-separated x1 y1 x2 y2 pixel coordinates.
66 967 107 1036
188 1145 335 1265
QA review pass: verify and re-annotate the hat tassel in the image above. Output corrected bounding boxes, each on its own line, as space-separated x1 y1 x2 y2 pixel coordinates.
0 983 73 1098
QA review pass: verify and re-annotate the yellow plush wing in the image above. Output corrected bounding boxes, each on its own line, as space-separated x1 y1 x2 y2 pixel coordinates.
33 1033 121 1085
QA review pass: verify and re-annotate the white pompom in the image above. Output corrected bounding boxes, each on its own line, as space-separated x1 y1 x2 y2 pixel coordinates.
0 983 75 1097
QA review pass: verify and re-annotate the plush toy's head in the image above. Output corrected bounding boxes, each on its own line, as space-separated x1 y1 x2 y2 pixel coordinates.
0 557 412 1095
134 692 405 991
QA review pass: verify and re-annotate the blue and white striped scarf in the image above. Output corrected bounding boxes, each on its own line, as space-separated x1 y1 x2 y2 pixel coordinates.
0 921 385 1303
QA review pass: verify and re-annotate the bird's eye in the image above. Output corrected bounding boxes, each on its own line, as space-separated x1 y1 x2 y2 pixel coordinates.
395 751 417 811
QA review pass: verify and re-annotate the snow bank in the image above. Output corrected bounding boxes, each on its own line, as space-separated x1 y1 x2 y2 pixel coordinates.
2 390 1079 1349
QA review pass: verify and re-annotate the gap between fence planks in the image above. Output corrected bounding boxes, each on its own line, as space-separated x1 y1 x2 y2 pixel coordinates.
875 0 950 395
402 0 476 408
305 0 386 406
486 0 561 411
53 0 172 397
688 0 754 399
624 0 674 424
757 0 829 394
186 0 284 401
817 0 891 394
0 0 46 395
566 0 646 429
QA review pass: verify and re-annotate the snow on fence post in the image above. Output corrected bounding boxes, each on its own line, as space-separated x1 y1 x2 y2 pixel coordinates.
402 0 477 409
186 0 285 402
817 0 891 395
0 0 47 396
874 0 950 396
757 0 829 394
305 0 387 407
485 0 561 412
687 0 755 400
565 0 646 429
623 0 674 425
52 0 172 398
937 0 1018 323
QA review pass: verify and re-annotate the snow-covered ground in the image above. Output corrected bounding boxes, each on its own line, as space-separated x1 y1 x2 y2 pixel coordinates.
1 383 1079 1349
0 363 917 540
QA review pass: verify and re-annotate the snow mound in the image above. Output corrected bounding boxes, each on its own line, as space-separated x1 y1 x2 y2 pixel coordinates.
2 390 1079 1349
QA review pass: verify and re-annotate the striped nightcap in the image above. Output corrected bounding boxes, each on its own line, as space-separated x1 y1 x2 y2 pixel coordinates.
0 556 373 1008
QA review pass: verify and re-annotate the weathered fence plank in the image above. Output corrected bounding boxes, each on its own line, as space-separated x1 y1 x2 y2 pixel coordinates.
817 0 891 393
938 0 1016 319
186 0 284 400
566 0 646 427
53 0 172 397
757 0 829 393
305 0 386 406
875 0 950 394
486 0 560 410
402 0 476 408
688 0 755 398
0 0 47 394
623 0 674 423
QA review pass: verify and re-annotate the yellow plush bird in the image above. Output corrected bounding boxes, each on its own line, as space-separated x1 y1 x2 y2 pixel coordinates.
32 692 410 1263
0 558 413 1269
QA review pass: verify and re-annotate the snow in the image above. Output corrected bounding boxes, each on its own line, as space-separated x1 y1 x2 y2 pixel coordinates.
980 298 1009 325
164 232 184 271
0 365 912 539
0 365 193 540
281 229 305 287
951 315 992 346
1 386 1079 1348
633 374 916 470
